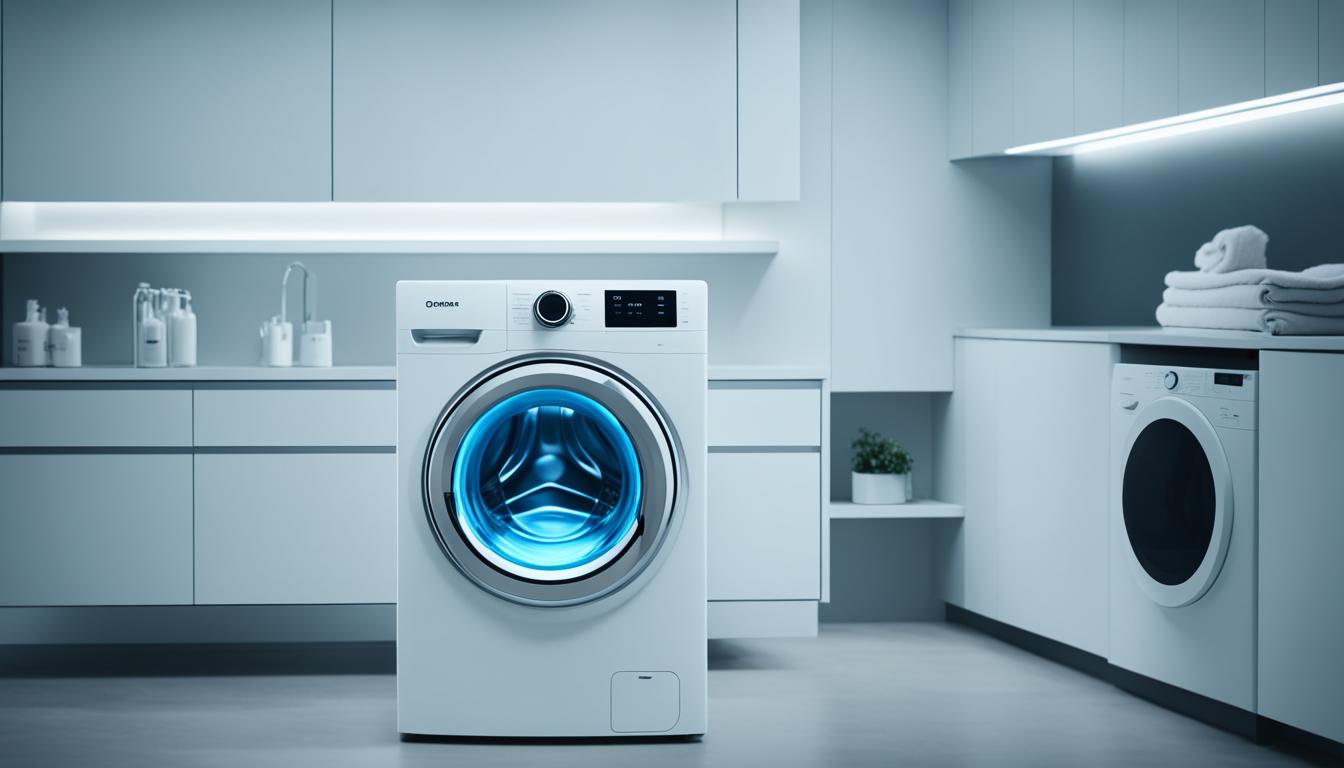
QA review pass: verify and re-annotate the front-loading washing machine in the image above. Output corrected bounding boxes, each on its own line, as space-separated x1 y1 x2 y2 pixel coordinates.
396 280 707 738
1109 363 1257 712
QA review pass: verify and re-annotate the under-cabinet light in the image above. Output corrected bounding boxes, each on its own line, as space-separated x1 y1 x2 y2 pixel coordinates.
1005 82 1344 156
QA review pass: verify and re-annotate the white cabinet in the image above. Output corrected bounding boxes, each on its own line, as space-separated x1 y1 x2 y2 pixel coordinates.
1178 0 1264 114
1257 351 1344 744
1123 0 1180 124
971 0 1014 155
0 454 193 606
193 389 396 447
706 379 824 637
1323 0 1344 85
707 452 820 601
0 389 191 448
1012 0 1074 147
193 453 396 605
2 0 332 201
939 338 1114 655
1266 0 1319 96
737 0 801 201
1073 0 1125 135
333 0 736 202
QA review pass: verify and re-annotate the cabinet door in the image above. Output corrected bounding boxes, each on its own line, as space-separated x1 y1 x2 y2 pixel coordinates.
1012 0 1074 147
2 0 331 201
1178 0 1264 113
971 0 1014 154
1124 0 1179 124
992 340 1113 656
1258 352 1344 744
1322 0 1344 85
334 0 736 202
707 452 820 601
943 338 1002 617
737 0 801 201
194 453 396 605
1266 0 1319 96
0 455 193 606
1074 0 1125 134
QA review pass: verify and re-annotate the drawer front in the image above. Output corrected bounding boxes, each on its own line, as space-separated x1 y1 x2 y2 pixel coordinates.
193 388 396 447
0 389 192 447
0 454 193 606
193 453 396 605
708 451 821 601
708 385 820 447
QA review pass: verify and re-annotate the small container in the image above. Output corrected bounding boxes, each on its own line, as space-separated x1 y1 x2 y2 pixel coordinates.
260 317 293 367
13 299 51 367
168 291 198 367
48 307 83 368
137 298 167 368
298 319 333 367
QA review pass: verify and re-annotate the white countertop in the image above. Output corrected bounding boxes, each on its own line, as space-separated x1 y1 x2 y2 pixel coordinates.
0 365 397 382
957 326 1344 352
1 363 826 383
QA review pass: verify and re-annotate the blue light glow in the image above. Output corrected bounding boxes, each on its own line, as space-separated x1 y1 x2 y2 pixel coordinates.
453 388 643 573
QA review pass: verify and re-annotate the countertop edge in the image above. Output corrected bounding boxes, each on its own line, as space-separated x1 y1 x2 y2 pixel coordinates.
956 327 1344 352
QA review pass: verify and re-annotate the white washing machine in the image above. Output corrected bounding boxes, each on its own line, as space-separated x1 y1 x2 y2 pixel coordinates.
396 280 707 738
1109 363 1257 711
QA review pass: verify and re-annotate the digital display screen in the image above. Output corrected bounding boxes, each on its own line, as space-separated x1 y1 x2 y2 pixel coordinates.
605 290 677 328
1214 372 1244 387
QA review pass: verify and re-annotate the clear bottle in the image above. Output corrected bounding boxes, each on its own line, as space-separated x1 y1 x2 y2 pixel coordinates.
137 292 167 368
13 299 51 367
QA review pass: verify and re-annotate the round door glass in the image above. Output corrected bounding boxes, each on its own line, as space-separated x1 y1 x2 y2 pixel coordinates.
1122 417 1216 586
452 387 643 576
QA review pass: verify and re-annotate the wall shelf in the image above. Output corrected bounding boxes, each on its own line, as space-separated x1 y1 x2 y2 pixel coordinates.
829 500 964 520
0 239 779 256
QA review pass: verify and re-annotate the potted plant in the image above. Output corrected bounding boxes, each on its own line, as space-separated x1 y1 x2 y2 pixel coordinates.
851 428 913 504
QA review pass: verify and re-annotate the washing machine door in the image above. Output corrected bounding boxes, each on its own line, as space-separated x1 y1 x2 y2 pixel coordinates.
423 356 681 606
1119 396 1234 608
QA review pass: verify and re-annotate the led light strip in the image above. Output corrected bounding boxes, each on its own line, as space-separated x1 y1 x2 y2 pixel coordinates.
1005 82 1344 156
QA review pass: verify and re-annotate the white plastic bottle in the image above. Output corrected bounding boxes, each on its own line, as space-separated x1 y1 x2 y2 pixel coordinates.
168 292 197 367
137 298 167 368
13 299 50 367
49 307 83 368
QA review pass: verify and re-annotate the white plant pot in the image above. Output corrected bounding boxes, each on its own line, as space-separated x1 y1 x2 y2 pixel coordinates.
852 471 909 505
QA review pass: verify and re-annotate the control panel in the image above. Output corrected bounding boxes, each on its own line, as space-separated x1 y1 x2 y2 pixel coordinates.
507 283 699 331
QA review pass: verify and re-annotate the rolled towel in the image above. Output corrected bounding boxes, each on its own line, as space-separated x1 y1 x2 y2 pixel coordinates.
1193 225 1268 273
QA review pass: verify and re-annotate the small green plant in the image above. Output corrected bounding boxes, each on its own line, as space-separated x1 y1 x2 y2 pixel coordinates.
851 429 912 475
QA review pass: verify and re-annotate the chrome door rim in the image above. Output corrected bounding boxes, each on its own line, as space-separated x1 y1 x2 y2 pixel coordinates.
423 354 681 606
1120 397 1234 608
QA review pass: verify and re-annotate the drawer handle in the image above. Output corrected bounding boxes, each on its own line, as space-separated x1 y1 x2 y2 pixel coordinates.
411 329 483 345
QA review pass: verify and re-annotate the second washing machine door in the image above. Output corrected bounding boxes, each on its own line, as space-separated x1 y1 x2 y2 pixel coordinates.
423 356 681 607
1119 396 1234 608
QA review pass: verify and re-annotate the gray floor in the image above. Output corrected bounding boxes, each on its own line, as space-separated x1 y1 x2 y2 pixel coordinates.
0 623 1318 767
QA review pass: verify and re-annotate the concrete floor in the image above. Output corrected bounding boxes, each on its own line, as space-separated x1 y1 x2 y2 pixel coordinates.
0 623 1320 767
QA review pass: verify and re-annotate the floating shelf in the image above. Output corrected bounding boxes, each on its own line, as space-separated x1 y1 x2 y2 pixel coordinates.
0 238 779 256
829 500 964 520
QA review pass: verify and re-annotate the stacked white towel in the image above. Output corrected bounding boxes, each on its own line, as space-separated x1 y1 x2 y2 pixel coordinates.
1157 263 1344 335
1192 225 1268 273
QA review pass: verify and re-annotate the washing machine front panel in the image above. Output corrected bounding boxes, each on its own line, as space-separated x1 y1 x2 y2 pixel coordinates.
424 356 680 606
1119 396 1234 608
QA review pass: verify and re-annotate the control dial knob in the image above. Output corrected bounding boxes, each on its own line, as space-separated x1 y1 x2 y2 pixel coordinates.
533 290 572 328
1163 370 1179 390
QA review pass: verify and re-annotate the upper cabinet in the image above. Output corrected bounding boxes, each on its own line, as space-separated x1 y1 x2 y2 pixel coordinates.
2 0 333 201
2 0 797 203
332 0 737 202
951 0 1340 159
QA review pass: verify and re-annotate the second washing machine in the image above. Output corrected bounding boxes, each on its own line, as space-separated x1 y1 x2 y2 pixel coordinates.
1109 363 1257 713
